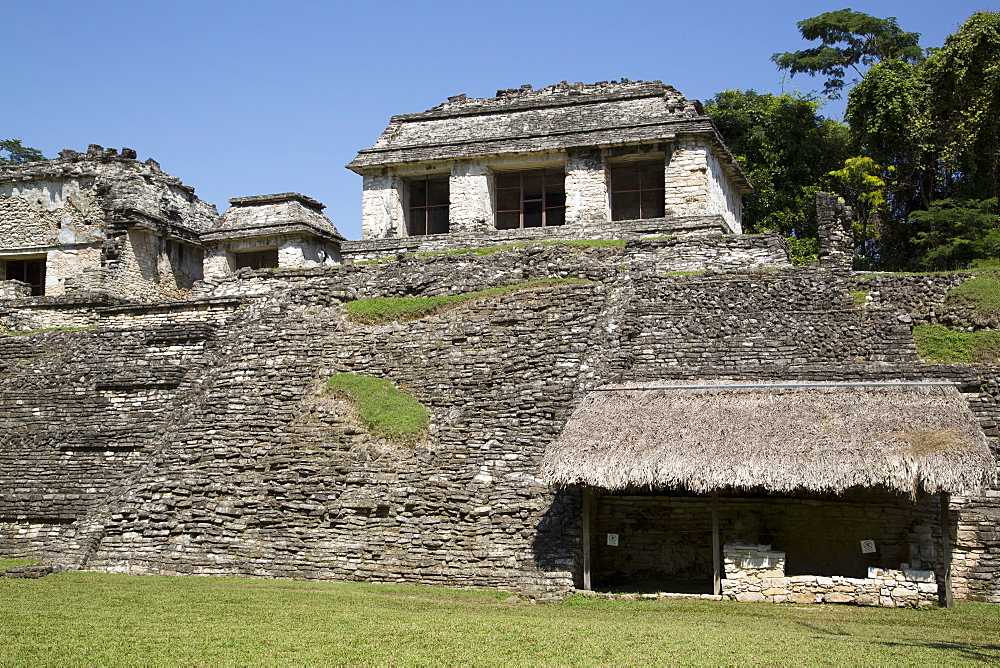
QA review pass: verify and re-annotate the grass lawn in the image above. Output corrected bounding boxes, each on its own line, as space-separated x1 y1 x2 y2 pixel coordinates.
1 572 998 665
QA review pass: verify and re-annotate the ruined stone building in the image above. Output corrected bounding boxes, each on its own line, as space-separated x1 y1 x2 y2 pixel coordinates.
1 81 998 607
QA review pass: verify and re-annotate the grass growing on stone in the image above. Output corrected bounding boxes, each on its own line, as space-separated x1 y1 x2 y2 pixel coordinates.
1 572 998 665
945 272 1000 314
345 279 592 324
913 324 1000 364
850 290 870 305
0 326 95 336
417 238 626 258
325 373 428 444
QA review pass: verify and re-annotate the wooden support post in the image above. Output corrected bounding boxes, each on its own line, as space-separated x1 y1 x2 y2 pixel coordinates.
941 492 953 610
712 492 721 596
582 489 592 591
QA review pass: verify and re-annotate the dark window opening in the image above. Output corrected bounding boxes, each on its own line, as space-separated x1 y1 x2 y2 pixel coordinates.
610 161 665 221
407 177 450 236
4 258 46 296
495 168 565 229
233 249 278 270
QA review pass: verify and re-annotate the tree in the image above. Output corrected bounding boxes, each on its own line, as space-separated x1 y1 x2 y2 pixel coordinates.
920 11 1000 203
826 156 893 268
0 139 44 165
909 198 1000 270
777 9 1000 269
705 90 849 241
772 9 923 97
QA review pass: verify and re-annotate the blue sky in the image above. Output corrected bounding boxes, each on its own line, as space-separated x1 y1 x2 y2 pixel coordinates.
3 1 995 239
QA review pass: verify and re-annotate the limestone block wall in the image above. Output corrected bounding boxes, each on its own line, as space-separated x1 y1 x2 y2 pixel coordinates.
703 145 742 233
722 543 938 607
361 172 404 238
101 230 204 301
0 180 106 250
565 149 609 226
0 280 30 299
449 162 491 233
661 139 742 234
663 141 711 218
341 226 785 266
0 250 996 599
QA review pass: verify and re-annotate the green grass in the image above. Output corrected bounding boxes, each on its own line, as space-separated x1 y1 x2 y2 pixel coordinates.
913 323 1000 364
0 572 997 665
416 238 627 258
0 557 38 570
850 290 870 305
325 373 429 444
0 326 95 336
344 279 592 324
945 272 1000 314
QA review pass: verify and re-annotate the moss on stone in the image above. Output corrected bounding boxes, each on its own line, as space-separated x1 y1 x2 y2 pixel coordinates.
325 373 429 445
0 326 95 336
416 239 626 258
344 279 593 324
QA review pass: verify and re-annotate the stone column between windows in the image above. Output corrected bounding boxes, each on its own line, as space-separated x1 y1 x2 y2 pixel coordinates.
203 248 230 279
663 140 711 217
361 172 405 239
565 149 609 226
449 161 492 233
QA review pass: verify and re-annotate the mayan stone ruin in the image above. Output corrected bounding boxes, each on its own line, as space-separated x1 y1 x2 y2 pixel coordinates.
1 81 998 607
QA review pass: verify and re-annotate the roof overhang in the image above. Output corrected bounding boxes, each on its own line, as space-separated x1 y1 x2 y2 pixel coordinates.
542 382 996 496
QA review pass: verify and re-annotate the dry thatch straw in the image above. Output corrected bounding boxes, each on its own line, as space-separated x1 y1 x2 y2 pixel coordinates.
542 382 996 496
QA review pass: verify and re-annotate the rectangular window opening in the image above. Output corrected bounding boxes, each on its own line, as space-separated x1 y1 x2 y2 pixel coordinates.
493 168 566 229
407 176 450 236
611 161 665 221
233 249 278 270
4 258 46 296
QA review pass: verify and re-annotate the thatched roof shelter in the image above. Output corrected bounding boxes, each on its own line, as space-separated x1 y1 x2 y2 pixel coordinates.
542 383 996 496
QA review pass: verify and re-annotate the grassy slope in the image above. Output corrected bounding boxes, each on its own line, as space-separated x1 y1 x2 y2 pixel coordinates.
344 279 592 325
0 573 997 665
945 273 1000 314
325 373 429 444
913 324 1000 364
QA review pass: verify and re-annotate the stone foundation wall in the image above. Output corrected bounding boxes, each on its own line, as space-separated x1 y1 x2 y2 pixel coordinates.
722 543 938 607
0 249 996 599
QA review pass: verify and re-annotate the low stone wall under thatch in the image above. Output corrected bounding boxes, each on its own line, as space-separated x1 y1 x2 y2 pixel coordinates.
723 542 938 607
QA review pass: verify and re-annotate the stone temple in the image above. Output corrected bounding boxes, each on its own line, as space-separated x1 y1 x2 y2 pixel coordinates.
1 81 998 607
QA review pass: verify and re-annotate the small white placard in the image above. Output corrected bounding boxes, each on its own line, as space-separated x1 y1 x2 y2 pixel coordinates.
607 533 619 547
860 539 876 554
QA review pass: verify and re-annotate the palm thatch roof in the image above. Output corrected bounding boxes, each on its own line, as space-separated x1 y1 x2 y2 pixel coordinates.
542 383 996 496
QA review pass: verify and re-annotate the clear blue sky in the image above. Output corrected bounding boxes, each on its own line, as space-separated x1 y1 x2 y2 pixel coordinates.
3 1 994 240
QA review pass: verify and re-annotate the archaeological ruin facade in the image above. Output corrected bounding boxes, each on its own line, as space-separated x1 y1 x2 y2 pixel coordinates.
1 81 998 607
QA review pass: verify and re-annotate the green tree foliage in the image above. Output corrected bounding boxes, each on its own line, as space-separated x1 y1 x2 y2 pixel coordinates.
909 198 1000 270
920 12 1000 203
772 9 923 97
0 139 44 165
826 156 893 267
778 9 1000 269
705 90 848 239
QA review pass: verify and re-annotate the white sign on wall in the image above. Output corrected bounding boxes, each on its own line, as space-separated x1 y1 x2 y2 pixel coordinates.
860 539 876 554
607 533 619 547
